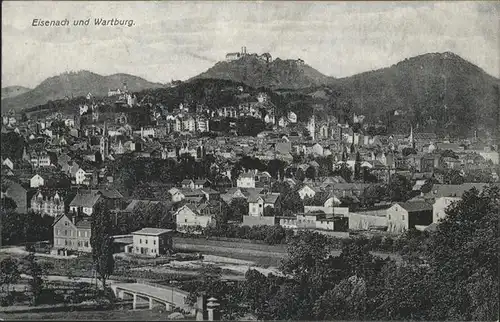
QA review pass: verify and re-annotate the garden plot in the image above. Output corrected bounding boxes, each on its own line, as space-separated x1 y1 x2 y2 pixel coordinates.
130 254 282 277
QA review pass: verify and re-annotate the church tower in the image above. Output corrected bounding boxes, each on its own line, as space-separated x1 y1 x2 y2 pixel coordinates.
409 125 415 149
22 146 29 162
100 121 109 160
307 115 315 140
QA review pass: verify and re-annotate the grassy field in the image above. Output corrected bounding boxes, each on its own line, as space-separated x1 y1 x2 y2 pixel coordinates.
0 309 175 321
173 237 287 267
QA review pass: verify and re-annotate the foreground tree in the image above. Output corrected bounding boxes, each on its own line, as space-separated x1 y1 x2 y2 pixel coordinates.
0 257 20 296
23 246 45 306
426 186 499 320
90 202 115 290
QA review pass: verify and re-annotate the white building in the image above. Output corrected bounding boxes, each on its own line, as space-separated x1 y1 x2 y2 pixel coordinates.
297 184 317 200
75 168 88 185
175 205 215 232
2 158 14 170
196 117 210 132
129 228 174 257
30 174 45 188
237 172 256 188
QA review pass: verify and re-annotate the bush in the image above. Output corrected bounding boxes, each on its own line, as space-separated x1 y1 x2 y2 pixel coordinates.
0 294 14 307
203 224 292 245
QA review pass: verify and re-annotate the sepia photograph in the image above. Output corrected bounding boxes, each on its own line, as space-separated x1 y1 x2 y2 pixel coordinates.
1 1 499 321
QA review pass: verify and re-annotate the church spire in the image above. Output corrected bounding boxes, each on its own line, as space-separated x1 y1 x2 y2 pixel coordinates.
409 124 415 149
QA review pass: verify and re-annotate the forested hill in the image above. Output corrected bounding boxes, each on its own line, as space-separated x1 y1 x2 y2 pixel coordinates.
1 86 31 100
191 55 332 90
1 71 164 113
324 52 500 138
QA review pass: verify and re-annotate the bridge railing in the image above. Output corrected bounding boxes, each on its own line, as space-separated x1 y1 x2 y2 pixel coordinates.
139 281 190 297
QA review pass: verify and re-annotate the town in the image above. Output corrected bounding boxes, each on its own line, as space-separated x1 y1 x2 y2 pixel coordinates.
1 2 499 320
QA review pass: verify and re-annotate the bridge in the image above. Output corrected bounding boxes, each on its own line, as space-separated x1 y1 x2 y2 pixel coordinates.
110 282 192 311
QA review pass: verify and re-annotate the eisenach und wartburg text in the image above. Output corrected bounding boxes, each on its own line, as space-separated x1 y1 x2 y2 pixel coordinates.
32 18 135 27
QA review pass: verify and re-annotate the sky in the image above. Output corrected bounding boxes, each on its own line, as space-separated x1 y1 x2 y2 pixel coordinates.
2 1 499 88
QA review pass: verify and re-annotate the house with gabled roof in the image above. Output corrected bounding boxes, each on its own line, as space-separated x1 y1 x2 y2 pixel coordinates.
297 183 320 200
174 204 215 233
194 179 211 189
181 179 195 190
2 157 14 170
386 200 433 233
30 174 45 188
69 190 101 215
248 193 280 217
52 213 92 255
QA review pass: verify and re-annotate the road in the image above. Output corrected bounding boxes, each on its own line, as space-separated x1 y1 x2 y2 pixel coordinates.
19 274 120 287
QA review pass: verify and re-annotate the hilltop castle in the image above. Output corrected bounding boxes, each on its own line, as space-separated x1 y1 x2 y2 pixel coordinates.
225 47 272 63
224 47 305 67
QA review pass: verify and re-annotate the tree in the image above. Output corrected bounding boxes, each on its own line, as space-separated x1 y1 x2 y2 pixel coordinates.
440 149 458 159
90 202 115 290
442 169 465 184
1 132 26 159
295 168 305 182
333 163 353 183
281 230 332 277
305 166 316 181
23 247 45 306
362 167 379 183
1 197 17 212
387 174 412 202
263 206 276 217
317 156 333 177
279 191 303 216
0 257 20 296
228 198 248 222
426 186 499 320
354 152 362 180
267 159 286 179
402 147 417 157
314 275 367 320
361 184 385 206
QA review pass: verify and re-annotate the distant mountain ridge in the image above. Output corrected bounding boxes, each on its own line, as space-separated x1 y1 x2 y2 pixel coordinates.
191 55 333 89
1 70 164 112
1 86 31 100
324 52 500 138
